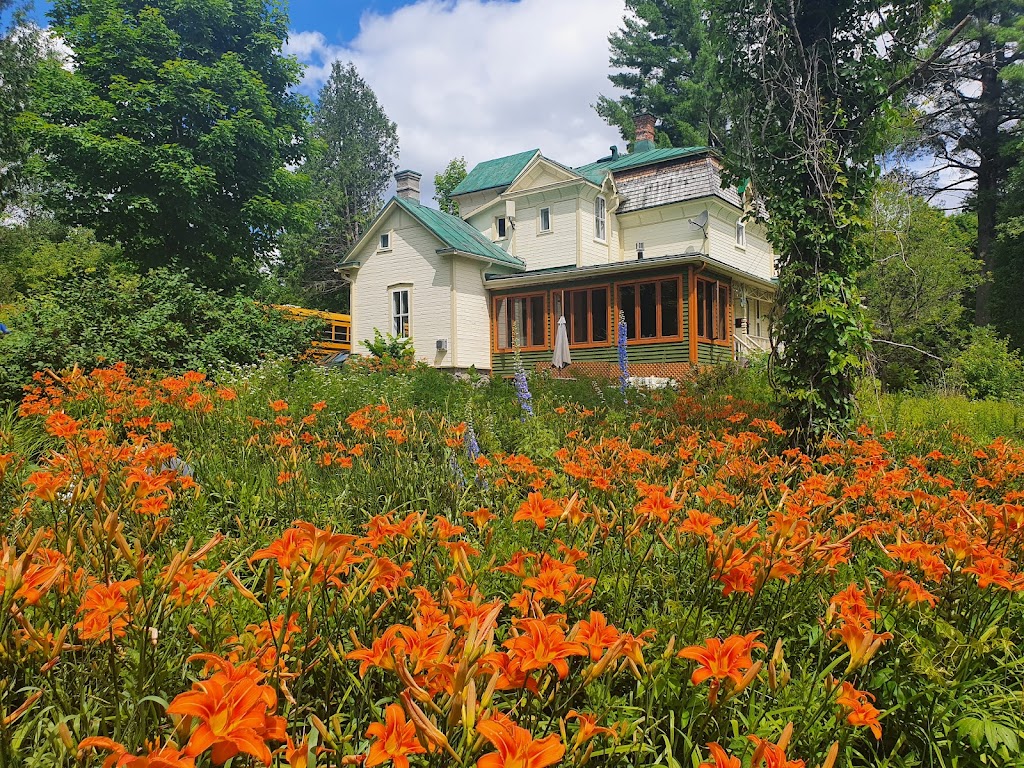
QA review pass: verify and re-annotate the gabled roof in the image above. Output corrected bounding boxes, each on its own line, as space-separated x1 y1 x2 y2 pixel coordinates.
393 197 524 269
575 146 708 183
451 149 540 196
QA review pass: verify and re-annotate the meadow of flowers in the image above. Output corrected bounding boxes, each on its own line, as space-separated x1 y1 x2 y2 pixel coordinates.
0 361 1021 768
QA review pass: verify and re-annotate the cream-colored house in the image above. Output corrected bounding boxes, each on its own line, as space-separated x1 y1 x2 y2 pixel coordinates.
340 115 776 376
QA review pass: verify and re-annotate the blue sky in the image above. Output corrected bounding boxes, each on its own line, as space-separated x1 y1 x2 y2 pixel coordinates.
6 0 967 210
19 0 415 43
11 0 630 206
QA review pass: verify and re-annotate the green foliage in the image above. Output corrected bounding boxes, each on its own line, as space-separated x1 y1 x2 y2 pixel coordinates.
0 267 317 400
903 0 1024 328
434 156 467 216
993 133 1024 350
0 1 38 209
858 180 981 390
596 0 723 148
360 328 414 366
280 61 398 306
949 326 1024 401
0 221 130 305
22 0 312 288
708 0 942 441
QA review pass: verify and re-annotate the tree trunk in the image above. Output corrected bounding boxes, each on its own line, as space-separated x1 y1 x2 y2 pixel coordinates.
974 11 1001 326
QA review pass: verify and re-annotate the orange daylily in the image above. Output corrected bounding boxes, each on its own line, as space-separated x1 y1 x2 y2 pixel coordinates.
476 714 564 768
677 632 765 688
503 618 587 679
835 682 883 739
571 611 621 661
75 579 139 642
513 493 562 530
565 710 615 748
365 703 425 768
699 743 741 768
166 660 286 765
78 737 196 767
833 622 892 672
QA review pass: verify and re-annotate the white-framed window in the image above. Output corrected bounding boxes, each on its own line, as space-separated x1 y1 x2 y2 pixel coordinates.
736 220 746 248
594 196 606 242
495 217 508 239
391 288 410 337
539 207 551 233
379 232 391 251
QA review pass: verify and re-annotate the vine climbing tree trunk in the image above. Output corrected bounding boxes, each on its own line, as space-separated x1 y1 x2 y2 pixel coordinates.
708 0 958 444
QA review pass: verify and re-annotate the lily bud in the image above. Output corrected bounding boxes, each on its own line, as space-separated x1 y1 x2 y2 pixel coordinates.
819 741 839 768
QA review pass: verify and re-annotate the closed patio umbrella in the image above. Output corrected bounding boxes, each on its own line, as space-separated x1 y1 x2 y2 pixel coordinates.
552 315 571 369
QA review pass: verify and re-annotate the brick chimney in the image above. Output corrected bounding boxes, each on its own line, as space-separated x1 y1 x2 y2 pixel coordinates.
634 113 656 143
395 170 422 202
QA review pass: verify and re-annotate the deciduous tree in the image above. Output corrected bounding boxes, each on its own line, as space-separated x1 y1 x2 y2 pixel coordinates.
858 180 980 390
24 0 311 288
709 0 949 439
0 0 38 209
434 156 467 216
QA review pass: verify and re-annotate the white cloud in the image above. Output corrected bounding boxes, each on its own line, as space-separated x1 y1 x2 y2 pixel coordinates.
284 0 627 207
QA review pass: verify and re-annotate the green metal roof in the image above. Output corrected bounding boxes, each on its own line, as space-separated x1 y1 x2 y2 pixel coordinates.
574 146 708 183
451 149 540 195
394 196 525 269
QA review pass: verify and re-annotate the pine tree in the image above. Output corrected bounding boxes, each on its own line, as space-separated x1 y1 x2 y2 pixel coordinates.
906 1 1024 327
285 61 398 303
595 0 722 148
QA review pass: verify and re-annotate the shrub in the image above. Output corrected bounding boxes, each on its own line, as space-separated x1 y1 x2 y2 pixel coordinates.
949 326 1024 401
359 328 415 371
0 266 319 400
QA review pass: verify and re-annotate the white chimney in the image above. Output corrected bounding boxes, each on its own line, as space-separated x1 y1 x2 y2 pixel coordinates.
395 170 422 202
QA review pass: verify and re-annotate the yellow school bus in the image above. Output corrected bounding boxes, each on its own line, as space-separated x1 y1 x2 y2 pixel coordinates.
273 305 352 364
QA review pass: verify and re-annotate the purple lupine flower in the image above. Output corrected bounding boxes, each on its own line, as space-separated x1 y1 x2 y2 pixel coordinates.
511 320 534 418
465 421 481 462
617 309 630 392
449 455 467 488
513 363 534 417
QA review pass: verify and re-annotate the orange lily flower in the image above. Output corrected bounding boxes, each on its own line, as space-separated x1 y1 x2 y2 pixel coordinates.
476 714 564 768
503 618 587 679
834 622 892 672
365 703 426 768
513 493 562 530
571 611 621 661
677 632 765 688
75 579 139 642
78 737 196 767
835 682 882 739
166 661 285 765
699 743 740 768
566 710 615 749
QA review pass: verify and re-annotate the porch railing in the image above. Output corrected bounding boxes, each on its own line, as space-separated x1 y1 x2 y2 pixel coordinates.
734 332 772 362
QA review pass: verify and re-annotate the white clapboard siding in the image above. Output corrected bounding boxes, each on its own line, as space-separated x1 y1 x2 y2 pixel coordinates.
512 197 580 271
706 209 774 281
452 259 493 370
350 209 454 367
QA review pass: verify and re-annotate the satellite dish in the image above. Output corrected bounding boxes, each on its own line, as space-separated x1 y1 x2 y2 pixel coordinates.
689 210 709 235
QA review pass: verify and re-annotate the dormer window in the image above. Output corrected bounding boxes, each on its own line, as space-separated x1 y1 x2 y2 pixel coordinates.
594 196 606 242
379 232 391 251
495 217 508 239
